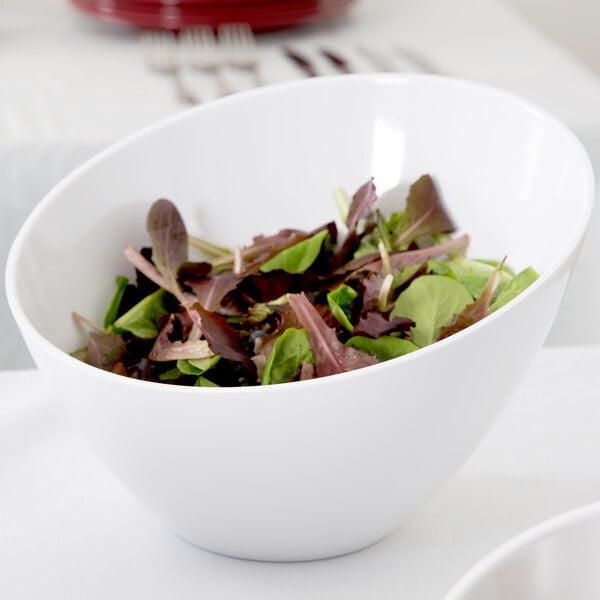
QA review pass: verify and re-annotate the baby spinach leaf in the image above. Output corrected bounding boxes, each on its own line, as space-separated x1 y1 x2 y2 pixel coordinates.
259 229 329 274
287 293 378 377
446 257 512 299
490 266 539 312
158 367 181 381
177 355 221 376
427 260 451 276
104 275 129 329
113 289 168 338
261 328 314 385
438 262 504 340
195 376 220 387
391 275 472 347
327 284 358 331
346 335 418 361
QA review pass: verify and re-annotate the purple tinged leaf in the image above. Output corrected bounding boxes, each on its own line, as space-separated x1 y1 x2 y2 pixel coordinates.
395 175 456 245
189 303 255 374
149 315 214 361
299 361 315 380
346 178 377 232
147 199 188 291
177 261 212 282
287 293 377 378
124 244 168 290
437 261 504 340
352 313 414 338
236 229 309 275
251 303 303 369
84 331 126 371
360 273 388 314
72 311 104 333
341 233 470 278
188 272 240 311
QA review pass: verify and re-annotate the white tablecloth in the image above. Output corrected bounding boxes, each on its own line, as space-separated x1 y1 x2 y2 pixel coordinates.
1 346 599 598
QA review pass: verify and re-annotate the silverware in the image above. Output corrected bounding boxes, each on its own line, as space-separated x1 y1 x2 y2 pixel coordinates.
284 44 436 78
284 47 319 78
141 30 198 105
179 26 220 100
218 23 261 87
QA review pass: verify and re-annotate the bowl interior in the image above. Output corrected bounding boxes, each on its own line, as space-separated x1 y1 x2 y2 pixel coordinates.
446 504 600 600
7 75 592 356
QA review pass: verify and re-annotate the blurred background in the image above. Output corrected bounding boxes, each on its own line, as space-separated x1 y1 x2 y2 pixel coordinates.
3 0 600 369
507 0 600 76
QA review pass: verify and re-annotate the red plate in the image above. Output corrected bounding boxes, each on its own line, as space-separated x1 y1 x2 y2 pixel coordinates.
70 0 357 31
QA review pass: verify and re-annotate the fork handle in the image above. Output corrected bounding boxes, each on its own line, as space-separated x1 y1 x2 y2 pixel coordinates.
174 69 198 105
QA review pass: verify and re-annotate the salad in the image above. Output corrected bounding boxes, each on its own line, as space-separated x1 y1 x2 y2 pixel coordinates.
72 175 538 386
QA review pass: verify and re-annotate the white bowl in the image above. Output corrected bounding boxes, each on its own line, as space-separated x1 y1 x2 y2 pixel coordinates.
5 74 593 561
444 502 600 599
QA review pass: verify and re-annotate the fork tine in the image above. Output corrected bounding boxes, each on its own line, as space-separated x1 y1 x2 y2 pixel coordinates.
181 26 218 69
218 23 255 68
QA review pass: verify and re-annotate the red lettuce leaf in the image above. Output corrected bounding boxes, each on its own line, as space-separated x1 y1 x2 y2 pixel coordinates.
346 178 377 232
149 314 215 361
177 261 212 283
395 174 456 245
189 303 255 375
287 293 377 377
187 271 240 312
84 331 126 371
237 229 309 274
341 233 470 277
352 313 414 338
437 262 504 340
146 199 188 292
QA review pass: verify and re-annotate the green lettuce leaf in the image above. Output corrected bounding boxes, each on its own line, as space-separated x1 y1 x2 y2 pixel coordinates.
176 355 222 375
490 266 539 312
259 229 329 274
346 335 418 361
391 275 472 346
103 275 129 329
327 284 357 332
113 289 168 338
261 327 314 385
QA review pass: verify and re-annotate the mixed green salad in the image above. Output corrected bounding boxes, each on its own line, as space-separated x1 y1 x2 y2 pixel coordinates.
73 175 538 386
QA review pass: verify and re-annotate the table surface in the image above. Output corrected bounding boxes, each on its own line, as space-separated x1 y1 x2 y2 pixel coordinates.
1 346 599 599
2 2 600 597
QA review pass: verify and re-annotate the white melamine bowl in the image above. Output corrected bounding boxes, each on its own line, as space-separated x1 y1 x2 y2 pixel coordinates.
444 503 600 599
6 75 593 561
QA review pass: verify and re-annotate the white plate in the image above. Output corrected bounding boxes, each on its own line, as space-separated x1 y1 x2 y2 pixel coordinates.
444 502 600 600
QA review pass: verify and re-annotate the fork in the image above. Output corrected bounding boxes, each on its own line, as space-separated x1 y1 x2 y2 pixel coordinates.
285 45 436 78
141 30 198 105
179 26 221 101
217 23 261 88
